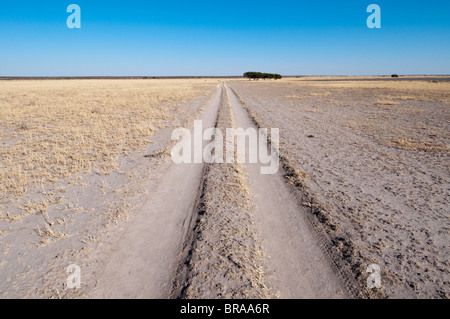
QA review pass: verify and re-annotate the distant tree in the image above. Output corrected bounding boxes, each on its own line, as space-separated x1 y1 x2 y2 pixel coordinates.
243 72 282 80
391 74 399 78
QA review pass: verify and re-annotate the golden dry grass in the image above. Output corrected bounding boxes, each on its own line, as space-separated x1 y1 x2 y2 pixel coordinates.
374 100 399 106
389 138 449 152
304 109 325 114
284 95 302 99
36 223 69 246
0 79 216 198
284 79 450 103
261 79 450 153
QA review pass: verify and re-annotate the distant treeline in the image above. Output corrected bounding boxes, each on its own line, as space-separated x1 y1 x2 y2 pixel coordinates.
243 72 282 80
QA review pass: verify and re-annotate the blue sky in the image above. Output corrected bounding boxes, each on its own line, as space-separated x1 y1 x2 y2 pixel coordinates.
0 1 449 76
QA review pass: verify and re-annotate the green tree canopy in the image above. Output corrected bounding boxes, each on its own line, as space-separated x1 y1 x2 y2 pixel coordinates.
244 72 282 80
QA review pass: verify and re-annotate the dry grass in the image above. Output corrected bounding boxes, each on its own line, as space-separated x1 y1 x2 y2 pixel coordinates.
21 199 49 218
36 224 69 246
285 95 302 99
374 100 399 106
310 92 331 96
107 201 131 224
282 79 450 103
0 79 216 198
304 109 325 114
228 79 450 298
389 138 449 152
0 209 21 223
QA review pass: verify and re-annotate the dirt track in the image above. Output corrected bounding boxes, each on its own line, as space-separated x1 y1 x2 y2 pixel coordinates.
81 83 349 298
3 78 446 299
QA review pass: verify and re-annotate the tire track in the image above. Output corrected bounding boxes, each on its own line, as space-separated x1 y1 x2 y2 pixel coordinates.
85 82 354 298
172 84 274 299
85 85 223 298
227 83 364 298
225 83 351 298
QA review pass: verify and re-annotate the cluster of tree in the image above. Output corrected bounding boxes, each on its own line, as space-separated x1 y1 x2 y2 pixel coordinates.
243 72 282 80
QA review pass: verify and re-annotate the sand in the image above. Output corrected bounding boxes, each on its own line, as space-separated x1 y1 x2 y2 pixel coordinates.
228 78 449 298
0 77 448 299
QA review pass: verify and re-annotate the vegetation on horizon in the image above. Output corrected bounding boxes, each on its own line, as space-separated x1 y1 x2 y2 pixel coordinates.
244 72 282 80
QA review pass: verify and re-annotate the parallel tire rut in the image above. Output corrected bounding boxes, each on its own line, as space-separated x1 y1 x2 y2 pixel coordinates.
227 84 361 298
171 85 274 299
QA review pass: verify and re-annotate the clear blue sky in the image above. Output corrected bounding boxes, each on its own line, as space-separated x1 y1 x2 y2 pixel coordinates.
1 0 449 76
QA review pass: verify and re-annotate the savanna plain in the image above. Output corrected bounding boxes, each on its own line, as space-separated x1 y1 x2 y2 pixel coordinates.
0 77 448 299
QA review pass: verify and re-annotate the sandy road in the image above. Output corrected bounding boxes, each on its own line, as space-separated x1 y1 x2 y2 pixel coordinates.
224 84 347 298
85 82 349 298
87 85 223 298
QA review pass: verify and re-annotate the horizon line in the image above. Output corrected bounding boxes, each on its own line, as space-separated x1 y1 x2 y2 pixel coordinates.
1 74 450 80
